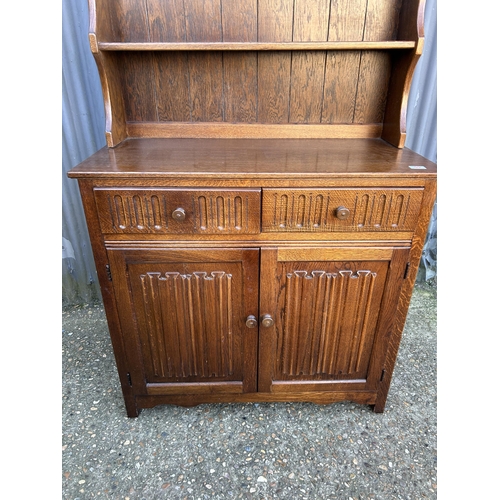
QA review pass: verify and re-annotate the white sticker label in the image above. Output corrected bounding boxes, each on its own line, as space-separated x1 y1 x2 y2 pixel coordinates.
408 165 426 169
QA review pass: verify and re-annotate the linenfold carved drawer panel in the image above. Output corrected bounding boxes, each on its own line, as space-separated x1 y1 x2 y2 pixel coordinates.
261 188 424 232
94 188 261 234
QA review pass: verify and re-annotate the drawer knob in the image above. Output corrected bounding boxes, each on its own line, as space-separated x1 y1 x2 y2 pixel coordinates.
246 315 258 328
335 206 350 220
261 314 274 328
172 208 186 221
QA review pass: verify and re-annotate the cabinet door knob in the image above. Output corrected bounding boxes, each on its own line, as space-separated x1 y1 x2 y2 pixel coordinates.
245 315 258 328
261 314 274 328
335 206 350 220
172 208 186 221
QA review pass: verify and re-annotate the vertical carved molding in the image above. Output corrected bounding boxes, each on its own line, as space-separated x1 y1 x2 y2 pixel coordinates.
263 189 423 232
198 196 208 230
95 189 260 234
139 271 234 379
140 272 168 377
106 192 169 232
194 194 252 232
279 269 379 377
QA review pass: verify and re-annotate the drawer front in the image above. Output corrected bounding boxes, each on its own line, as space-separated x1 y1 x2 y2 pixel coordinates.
262 188 424 232
94 188 261 235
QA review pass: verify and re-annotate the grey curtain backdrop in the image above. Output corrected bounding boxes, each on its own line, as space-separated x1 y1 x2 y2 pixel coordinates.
62 0 437 306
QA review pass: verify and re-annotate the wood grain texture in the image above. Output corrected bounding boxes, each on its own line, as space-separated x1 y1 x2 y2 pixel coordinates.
68 138 437 178
289 51 327 123
289 0 329 123
222 0 257 42
364 0 403 41
184 0 222 42
135 390 378 408
103 0 150 42
115 52 158 122
223 53 258 123
127 122 382 139
328 0 367 41
153 52 191 122
293 0 330 41
257 52 292 123
147 0 186 42
321 51 360 123
258 0 294 42
188 52 224 122
354 51 392 123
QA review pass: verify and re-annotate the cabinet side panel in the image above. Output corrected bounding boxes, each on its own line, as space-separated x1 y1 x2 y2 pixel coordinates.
373 181 436 411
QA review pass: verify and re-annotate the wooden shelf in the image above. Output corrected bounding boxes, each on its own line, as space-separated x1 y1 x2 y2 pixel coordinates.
97 41 416 52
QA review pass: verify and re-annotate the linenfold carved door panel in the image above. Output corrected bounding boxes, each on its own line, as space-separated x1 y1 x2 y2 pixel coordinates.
108 248 259 396
258 247 410 393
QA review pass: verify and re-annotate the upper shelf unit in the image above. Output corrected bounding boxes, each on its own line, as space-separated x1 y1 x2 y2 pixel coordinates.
88 0 427 148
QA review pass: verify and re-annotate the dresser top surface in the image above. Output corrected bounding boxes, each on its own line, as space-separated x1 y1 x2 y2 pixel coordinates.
68 138 436 179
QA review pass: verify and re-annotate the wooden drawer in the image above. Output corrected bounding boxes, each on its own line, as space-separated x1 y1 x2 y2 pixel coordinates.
94 188 261 235
262 188 424 233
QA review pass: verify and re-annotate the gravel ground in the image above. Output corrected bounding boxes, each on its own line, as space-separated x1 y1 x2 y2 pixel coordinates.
62 281 437 500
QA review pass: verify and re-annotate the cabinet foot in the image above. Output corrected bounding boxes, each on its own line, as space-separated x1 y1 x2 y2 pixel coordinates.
124 397 139 418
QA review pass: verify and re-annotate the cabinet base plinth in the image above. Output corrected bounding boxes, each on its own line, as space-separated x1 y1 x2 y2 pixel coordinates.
126 390 381 417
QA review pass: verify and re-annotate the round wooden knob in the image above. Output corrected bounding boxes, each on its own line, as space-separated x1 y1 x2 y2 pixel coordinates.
245 315 258 328
335 206 350 220
172 208 186 221
261 314 274 328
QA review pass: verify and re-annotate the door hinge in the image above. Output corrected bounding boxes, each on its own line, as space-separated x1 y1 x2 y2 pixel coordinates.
126 372 132 386
403 262 411 279
105 264 112 281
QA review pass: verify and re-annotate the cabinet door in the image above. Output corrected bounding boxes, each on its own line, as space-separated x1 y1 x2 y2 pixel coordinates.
108 248 259 396
258 247 409 394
